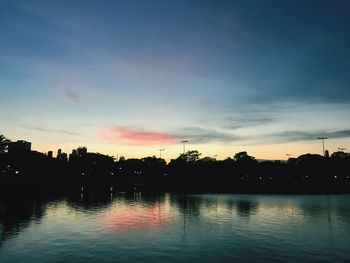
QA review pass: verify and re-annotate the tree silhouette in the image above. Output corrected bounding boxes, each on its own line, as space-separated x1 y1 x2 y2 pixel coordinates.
331 151 350 159
200 156 216 162
0 136 349 193
234 151 256 163
0 134 11 155
182 150 201 162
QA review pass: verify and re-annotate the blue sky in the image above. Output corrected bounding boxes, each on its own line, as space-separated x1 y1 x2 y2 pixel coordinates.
1 0 350 160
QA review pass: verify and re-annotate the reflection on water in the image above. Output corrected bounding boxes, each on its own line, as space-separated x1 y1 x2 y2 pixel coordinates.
101 194 171 233
0 199 48 248
1 193 350 262
236 200 258 218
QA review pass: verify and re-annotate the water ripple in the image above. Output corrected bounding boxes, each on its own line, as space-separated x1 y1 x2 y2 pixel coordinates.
1 194 350 262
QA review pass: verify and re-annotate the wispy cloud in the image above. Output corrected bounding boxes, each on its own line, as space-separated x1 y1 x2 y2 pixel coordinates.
222 116 275 130
100 125 239 145
258 129 350 144
65 90 80 102
174 127 239 143
25 126 78 136
100 126 173 145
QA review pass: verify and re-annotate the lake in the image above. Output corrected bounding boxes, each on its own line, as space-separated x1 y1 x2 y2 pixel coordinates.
1 192 350 262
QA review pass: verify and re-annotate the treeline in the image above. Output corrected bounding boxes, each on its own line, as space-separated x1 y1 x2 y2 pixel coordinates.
1 148 350 193
1 134 350 193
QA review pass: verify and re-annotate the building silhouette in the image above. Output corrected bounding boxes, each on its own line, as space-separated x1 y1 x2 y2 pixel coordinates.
59 152 68 162
8 140 31 154
77 147 87 157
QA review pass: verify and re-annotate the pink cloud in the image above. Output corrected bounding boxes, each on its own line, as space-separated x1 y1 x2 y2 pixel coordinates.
101 126 173 145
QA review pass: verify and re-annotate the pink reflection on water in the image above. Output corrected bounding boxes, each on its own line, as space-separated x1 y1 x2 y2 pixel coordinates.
101 201 170 233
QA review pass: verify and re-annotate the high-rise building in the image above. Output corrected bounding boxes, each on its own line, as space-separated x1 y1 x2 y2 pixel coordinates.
59 153 68 162
48 151 53 158
57 149 62 157
69 149 78 161
8 140 31 154
77 147 87 157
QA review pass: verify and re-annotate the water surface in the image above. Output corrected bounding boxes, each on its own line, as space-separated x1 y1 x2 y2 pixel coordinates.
1 193 350 262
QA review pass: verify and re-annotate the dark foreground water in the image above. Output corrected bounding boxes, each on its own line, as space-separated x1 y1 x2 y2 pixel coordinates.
1 193 350 262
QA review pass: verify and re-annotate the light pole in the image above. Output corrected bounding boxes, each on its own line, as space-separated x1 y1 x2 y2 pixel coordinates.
317 137 328 156
180 140 188 154
286 153 292 159
158 148 165 159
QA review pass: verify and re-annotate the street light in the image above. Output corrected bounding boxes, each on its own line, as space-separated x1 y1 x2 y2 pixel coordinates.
317 137 328 156
338 147 346 151
180 140 188 154
286 153 292 159
158 148 165 159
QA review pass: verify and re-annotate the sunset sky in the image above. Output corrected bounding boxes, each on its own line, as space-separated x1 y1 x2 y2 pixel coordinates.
1 0 350 160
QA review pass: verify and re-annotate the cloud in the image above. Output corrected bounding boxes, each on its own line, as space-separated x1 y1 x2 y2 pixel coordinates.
25 126 78 136
100 126 239 145
174 127 239 143
259 129 350 143
65 90 80 102
101 126 173 145
221 116 275 130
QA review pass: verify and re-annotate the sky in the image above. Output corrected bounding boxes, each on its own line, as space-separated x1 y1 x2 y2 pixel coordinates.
1 0 350 161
